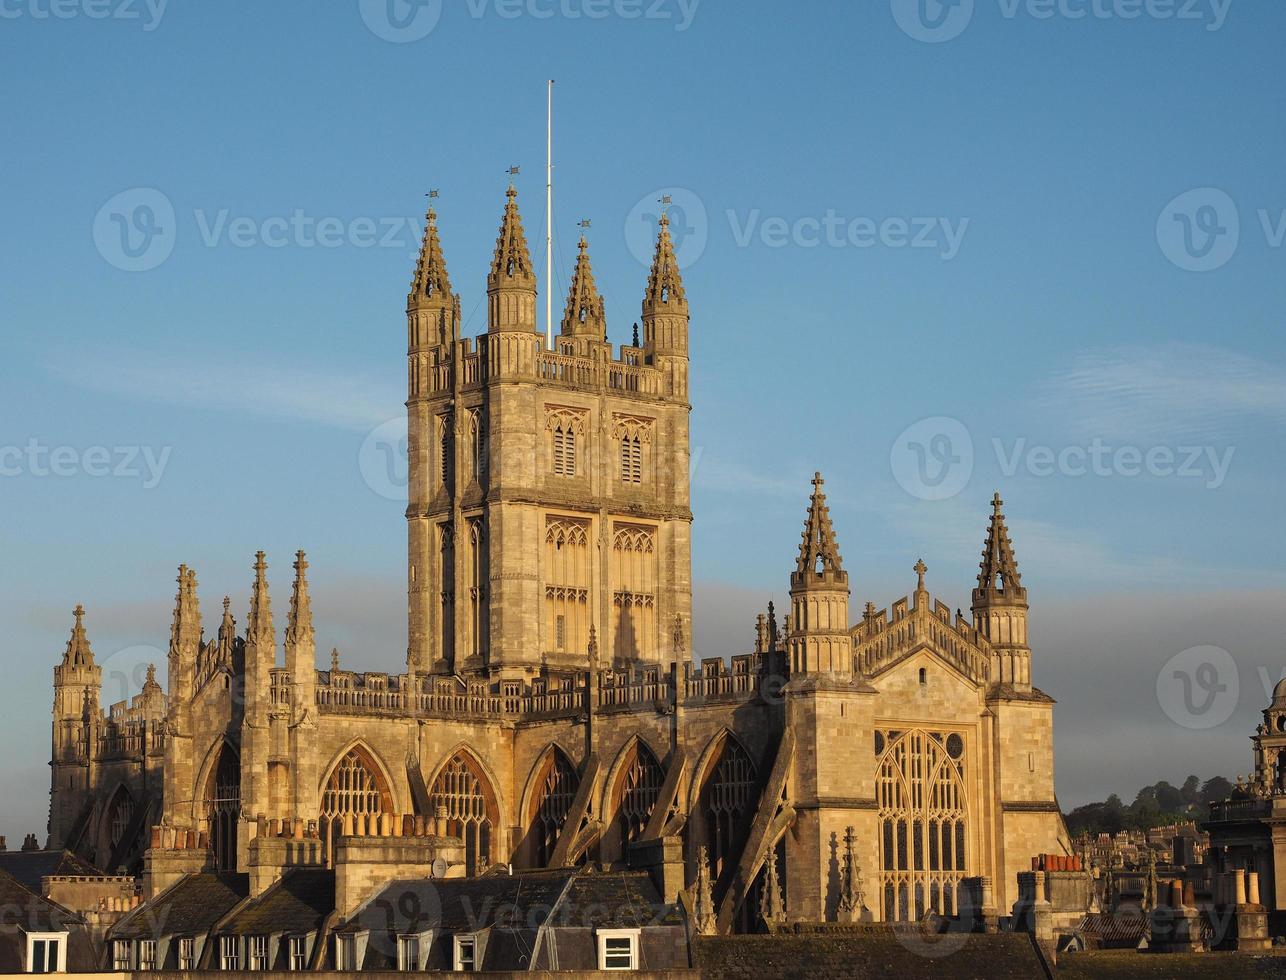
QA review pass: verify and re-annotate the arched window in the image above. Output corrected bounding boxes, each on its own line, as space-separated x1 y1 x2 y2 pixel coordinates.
431 754 497 876
528 749 579 868
612 527 656 660
545 519 590 656
697 737 757 881
876 729 968 922
614 742 664 851
439 523 454 665
203 745 242 873
468 519 488 660
545 408 585 478
320 747 392 867
107 787 134 850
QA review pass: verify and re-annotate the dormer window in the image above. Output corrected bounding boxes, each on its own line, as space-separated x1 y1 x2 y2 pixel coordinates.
28 934 65 974
597 929 640 971
453 934 478 972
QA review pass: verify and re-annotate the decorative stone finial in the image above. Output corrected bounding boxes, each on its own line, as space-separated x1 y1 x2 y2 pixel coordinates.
915 558 928 593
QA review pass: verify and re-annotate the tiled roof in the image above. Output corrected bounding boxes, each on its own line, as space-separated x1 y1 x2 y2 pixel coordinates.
110 873 249 940
694 931 1053 980
558 870 684 927
0 850 103 894
219 870 333 936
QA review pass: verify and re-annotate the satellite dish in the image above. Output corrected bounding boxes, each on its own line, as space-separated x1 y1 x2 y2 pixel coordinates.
431 857 448 879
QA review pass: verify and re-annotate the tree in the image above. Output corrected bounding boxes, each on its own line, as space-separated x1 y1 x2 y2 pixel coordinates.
1181 775 1201 806
1200 776 1234 807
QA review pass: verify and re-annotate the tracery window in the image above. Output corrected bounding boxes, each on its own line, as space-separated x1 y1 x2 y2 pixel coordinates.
698 737 756 880
204 745 242 872
431 754 495 876
612 415 653 485
876 729 968 922
107 787 134 849
320 748 391 866
467 519 488 659
615 742 664 849
439 523 454 665
545 407 586 478
611 526 656 660
545 518 590 656
529 749 579 867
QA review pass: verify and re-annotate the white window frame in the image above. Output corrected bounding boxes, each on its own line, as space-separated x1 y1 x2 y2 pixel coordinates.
219 935 240 971
137 937 157 970
335 934 356 971
112 938 133 971
597 928 641 971
178 937 196 971
26 932 66 974
453 933 479 972
247 934 269 971
397 934 420 972
287 935 307 971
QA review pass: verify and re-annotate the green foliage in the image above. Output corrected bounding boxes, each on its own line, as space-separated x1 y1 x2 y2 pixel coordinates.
1064 774 1230 838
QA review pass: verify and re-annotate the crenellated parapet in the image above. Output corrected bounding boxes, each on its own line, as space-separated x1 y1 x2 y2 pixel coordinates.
851 588 993 686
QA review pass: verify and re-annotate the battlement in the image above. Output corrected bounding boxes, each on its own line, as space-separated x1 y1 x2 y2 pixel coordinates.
853 589 992 684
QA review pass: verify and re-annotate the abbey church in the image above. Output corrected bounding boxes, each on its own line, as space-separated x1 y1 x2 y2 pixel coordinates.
46 185 1070 935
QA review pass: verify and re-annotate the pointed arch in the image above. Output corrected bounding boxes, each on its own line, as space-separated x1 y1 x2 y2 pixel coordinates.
318 740 396 867
199 740 242 872
519 744 580 869
687 730 758 885
603 735 666 856
875 728 969 922
427 744 502 876
103 784 135 853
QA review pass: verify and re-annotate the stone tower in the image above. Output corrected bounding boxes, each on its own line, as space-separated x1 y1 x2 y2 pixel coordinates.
788 473 852 676
972 492 1031 691
405 191 693 678
49 605 102 848
162 566 201 833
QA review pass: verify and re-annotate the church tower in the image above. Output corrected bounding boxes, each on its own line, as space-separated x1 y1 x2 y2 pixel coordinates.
405 193 693 677
971 493 1031 691
49 605 102 848
788 473 852 676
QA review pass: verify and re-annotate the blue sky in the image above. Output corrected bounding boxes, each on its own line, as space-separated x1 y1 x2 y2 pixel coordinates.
3 0 1285 838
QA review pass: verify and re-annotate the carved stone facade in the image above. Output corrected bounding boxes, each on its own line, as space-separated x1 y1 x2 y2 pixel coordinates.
47 187 1068 928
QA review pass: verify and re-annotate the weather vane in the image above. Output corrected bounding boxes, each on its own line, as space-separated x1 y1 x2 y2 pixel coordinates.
507 165 521 178
578 219 592 230
658 194 673 213
426 189 439 200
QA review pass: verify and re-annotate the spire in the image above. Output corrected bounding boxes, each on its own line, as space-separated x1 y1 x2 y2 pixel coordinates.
287 551 314 646
642 213 688 318
793 473 846 580
248 551 274 641
694 846 716 936
407 206 454 313
62 605 94 668
837 826 869 922
487 185 537 329
974 492 1027 604
218 597 236 648
560 236 606 338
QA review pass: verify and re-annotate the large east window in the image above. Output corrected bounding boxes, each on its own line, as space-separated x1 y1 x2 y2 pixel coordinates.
875 728 969 922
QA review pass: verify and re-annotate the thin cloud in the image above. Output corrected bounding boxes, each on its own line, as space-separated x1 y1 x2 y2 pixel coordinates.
1036 343 1286 441
48 347 399 432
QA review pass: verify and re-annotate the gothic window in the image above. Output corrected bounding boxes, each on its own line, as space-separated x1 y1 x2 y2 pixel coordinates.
697 737 757 881
545 407 586 478
614 741 664 850
107 787 134 849
612 415 653 486
320 747 392 867
430 753 496 876
611 526 656 660
528 749 579 867
468 410 486 484
203 744 242 873
439 415 453 486
439 523 454 665
467 519 488 660
545 519 590 657
876 729 968 922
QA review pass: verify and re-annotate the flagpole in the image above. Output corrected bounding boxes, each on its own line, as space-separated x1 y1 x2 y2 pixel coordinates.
546 79 554 351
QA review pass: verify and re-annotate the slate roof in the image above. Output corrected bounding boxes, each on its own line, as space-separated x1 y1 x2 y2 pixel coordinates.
1075 911 1149 948
557 870 684 928
0 869 97 973
110 873 249 940
0 849 104 894
336 868 577 935
694 931 1054 980
1059 949 1286 979
218 869 334 936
